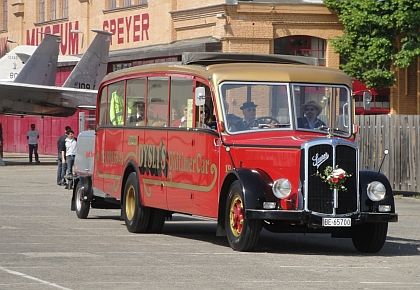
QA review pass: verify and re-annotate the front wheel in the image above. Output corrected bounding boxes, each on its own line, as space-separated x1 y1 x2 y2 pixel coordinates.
352 222 388 253
225 181 262 251
75 181 90 219
123 172 150 233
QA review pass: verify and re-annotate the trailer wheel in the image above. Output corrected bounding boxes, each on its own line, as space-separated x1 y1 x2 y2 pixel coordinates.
225 180 262 251
352 222 388 253
123 172 150 233
75 181 90 219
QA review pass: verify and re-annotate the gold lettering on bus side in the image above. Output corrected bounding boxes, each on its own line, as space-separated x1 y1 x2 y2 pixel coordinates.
147 145 153 168
142 163 218 192
128 135 137 146
160 141 166 171
226 164 233 172
103 151 123 165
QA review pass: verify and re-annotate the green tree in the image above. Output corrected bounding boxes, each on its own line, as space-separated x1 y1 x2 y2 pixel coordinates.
325 0 420 88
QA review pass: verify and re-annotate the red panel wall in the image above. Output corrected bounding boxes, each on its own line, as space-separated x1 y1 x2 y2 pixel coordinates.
0 113 81 156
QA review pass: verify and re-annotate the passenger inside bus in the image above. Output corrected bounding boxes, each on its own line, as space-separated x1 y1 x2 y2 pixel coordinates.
196 105 216 129
297 100 326 129
110 86 124 126
127 101 145 126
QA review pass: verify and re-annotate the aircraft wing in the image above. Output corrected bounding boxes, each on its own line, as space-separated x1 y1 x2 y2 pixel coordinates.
0 81 97 117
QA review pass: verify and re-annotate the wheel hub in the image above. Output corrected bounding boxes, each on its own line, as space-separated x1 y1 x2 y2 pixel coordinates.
229 196 244 237
125 185 136 221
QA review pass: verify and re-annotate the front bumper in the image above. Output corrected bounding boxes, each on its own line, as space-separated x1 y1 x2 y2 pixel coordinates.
246 209 398 226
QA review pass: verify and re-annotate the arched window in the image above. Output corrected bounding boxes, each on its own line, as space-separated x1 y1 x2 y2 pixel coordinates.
274 36 326 66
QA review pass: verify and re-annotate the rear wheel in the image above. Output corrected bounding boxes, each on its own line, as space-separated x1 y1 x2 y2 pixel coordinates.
225 181 262 251
123 172 150 233
147 209 166 233
352 222 388 253
75 181 90 219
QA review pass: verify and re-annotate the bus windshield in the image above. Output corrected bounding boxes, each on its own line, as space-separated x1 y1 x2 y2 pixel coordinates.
220 82 351 136
220 82 291 132
292 84 351 136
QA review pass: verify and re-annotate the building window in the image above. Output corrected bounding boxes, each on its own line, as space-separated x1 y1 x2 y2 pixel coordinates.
62 0 68 18
274 36 326 66
50 0 56 20
108 0 117 9
1 0 7 31
38 0 45 22
107 0 147 9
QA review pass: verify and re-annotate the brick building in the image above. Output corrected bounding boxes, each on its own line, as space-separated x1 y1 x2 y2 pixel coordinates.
0 0 418 154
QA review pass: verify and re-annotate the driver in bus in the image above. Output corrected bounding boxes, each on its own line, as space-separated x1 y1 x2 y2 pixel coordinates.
238 101 257 130
297 100 326 129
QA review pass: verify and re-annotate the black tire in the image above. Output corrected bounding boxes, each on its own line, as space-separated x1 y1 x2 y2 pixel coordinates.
147 209 166 233
225 180 262 251
352 222 388 253
75 181 90 219
123 172 150 233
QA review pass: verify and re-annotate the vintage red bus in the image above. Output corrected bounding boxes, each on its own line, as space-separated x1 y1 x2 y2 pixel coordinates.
71 53 397 252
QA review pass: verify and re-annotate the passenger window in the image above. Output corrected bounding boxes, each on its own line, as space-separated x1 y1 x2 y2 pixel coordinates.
195 84 216 130
169 77 193 128
126 78 145 126
108 81 125 126
98 88 108 126
147 77 169 127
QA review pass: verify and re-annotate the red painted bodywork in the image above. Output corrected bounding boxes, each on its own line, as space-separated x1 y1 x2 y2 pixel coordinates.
91 69 354 219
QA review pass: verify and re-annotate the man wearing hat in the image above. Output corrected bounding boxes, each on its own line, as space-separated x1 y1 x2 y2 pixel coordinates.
239 101 258 130
297 100 326 129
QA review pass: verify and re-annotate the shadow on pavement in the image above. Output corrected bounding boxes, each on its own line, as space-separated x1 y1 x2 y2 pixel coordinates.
1 153 57 166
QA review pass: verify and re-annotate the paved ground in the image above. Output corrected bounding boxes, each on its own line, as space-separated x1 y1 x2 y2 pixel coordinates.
0 153 419 289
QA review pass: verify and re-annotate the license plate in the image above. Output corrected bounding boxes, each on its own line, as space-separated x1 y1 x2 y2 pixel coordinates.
322 218 351 227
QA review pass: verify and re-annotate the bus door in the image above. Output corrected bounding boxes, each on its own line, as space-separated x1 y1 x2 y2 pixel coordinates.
140 77 169 210
191 84 220 217
166 77 195 213
102 81 125 199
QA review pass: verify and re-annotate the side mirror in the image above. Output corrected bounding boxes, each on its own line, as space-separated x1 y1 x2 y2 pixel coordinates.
362 91 372 110
195 87 206 106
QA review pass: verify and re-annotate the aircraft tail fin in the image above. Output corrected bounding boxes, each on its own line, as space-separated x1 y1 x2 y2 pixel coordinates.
63 30 112 90
14 34 60 86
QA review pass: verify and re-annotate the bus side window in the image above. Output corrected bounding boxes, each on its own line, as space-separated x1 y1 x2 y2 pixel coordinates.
126 78 145 126
147 77 169 127
195 84 216 130
98 87 108 126
169 77 193 128
108 81 125 126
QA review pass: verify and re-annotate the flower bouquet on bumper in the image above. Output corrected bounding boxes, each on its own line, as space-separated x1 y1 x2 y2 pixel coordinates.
316 165 351 191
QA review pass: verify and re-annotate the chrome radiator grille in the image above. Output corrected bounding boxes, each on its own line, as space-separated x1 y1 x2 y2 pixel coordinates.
303 139 358 215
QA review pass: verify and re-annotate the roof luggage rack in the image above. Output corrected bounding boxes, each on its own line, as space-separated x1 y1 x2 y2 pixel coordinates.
182 52 319 66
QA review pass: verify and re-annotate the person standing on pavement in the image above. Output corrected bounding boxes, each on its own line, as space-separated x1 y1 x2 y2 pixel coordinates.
57 126 71 185
26 123 40 163
64 130 77 182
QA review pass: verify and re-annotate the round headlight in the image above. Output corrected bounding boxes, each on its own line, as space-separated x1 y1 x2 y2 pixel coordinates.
367 181 386 201
272 178 291 199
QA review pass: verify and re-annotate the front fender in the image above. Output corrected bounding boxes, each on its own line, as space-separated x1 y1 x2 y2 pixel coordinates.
359 170 395 213
231 168 274 210
216 168 273 237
